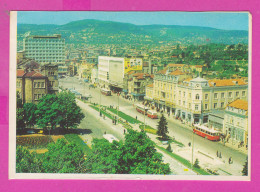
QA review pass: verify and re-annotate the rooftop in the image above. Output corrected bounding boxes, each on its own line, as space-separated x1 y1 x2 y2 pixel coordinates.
227 99 248 111
17 69 25 77
168 64 185 67
169 69 185 76
208 79 247 87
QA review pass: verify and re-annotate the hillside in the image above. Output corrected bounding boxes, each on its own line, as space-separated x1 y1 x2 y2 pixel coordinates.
17 19 248 45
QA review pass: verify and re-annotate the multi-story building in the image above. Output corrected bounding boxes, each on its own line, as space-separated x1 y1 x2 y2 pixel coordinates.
127 73 154 101
40 64 59 94
224 99 248 145
78 63 94 79
98 56 124 89
23 34 65 64
98 56 144 91
146 69 248 124
17 69 48 104
58 65 68 77
150 68 192 115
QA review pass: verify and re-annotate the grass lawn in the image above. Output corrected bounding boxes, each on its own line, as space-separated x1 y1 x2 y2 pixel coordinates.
139 124 157 134
107 107 141 124
156 145 210 175
89 105 113 120
64 134 91 153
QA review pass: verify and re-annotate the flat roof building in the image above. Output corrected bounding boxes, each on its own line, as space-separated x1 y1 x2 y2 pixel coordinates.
23 34 65 64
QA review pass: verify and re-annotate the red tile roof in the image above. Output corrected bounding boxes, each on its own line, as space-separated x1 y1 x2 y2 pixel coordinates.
24 71 45 78
208 79 247 87
227 99 248 111
183 78 193 82
17 69 25 77
156 68 167 75
147 84 153 88
169 69 185 76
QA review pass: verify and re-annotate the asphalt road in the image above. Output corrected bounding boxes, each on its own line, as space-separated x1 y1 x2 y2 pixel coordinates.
59 76 248 175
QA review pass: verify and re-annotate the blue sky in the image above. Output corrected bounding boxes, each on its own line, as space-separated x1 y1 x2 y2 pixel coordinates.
17 11 249 31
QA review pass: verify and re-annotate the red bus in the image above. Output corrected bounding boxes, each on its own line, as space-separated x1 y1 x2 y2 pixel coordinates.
193 124 220 141
136 104 149 115
147 110 158 119
101 88 111 96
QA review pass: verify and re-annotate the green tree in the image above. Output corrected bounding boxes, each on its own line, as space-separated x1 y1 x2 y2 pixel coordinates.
16 108 25 130
23 103 37 128
193 158 200 169
242 157 248 176
157 114 169 140
42 139 88 173
166 143 172 152
86 138 121 174
17 91 23 109
118 129 170 174
86 130 171 175
16 145 42 173
58 91 85 129
35 94 62 133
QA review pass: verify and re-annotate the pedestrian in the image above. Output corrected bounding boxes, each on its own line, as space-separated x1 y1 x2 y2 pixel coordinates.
136 116 138 120
217 150 219 157
219 152 222 158
104 131 106 135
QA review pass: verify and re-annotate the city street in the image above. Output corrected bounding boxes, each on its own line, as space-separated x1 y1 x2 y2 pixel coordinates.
59 77 248 175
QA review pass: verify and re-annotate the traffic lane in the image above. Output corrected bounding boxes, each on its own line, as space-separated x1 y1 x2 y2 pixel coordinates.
60 78 247 164
79 106 124 141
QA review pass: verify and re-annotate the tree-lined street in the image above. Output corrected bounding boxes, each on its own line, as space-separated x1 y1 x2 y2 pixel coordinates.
59 76 248 175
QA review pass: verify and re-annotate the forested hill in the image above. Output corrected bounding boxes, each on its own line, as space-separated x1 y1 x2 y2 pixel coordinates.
17 19 248 45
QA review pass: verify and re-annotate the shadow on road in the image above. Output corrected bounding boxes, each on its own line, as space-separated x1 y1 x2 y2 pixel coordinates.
16 128 93 136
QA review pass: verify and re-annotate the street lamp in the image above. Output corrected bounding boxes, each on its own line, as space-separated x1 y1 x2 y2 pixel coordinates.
117 92 119 124
99 89 101 117
191 128 194 170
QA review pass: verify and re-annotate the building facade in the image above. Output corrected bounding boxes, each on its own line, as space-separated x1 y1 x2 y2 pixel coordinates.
146 69 248 125
40 64 59 94
23 34 65 64
17 69 48 104
127 73 154 101
224 99 248 145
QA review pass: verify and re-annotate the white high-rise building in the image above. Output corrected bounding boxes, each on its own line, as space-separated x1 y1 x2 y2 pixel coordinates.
23 34 65 64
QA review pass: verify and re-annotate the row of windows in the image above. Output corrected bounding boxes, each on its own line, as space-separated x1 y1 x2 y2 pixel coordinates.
34 82 45 88
28 57 64 60
34 94 45 100
31 59 64 62
25 47 64 50
26 50 64 53
48 72 55 76
26 53 65 57
212 91 246 99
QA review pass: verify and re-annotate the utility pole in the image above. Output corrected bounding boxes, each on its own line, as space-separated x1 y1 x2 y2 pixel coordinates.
99 89 101 117
144 105 146 130
117 92 119 124
191 128 194 170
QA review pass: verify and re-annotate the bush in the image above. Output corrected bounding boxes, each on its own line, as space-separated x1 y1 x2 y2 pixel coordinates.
166 144 172 152
193 158 200 169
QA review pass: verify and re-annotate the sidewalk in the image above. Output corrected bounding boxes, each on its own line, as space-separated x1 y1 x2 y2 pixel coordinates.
76 99 197 175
